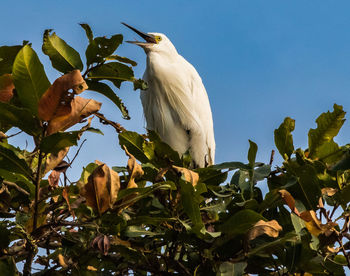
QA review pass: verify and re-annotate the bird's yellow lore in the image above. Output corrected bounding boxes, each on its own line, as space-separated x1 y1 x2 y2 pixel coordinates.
123 23 215 168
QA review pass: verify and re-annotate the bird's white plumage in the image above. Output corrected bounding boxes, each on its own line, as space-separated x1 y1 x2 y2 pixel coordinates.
139 33 215 167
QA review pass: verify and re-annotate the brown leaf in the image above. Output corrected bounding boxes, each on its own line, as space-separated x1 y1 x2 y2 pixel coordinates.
247 220 282 241
58 254 67 268
48 170 60 188
0 74 14 103
62 187 75 219
80 160 120 214
321 187 338 197
279 189 300 216
123 146 144 189
44 147 70 175
87 266 98 271
172 165 199 187
91 234 110 256
47 96 101 135
299 210 336 236
38 70 87 121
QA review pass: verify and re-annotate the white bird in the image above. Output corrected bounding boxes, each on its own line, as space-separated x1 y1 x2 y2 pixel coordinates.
123 23 215 168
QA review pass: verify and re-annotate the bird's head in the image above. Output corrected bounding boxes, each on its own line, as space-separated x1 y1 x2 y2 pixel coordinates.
122 22 177 55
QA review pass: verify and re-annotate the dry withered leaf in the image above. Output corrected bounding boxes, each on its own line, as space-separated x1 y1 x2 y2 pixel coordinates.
321 187 338 197
47 96 101 135
123 146 144 189
87 266 98 271
44 147 70 175
172 165 199 187
48 170 60 188
299 210 338 237
62 187 75 219
279 189 300 216
91 234 110 256
0 74 14 103
38 70 88 121
80 160 120 214
58 254 67 268
247 220 282 241
111 236 131 247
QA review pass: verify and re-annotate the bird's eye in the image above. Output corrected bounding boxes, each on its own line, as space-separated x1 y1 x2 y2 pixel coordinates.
156 36 162 42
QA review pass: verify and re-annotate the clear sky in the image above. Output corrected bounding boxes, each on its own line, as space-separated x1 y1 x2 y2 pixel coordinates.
2 0 350 180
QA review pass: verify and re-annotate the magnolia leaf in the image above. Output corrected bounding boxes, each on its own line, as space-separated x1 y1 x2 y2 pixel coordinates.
172 165 199 186
86 35 123 65
47 96 101 135
0 45 22 75
0 74 14 102
106 55 137 66
12 45 51 115
248 140 258 168
274 117 295 159
299 210 337 237
85 80 129 119
42 30 83 73
79 23 93 43
279 189 300 215
0 144 33 180
38 70 88 121
118 131 150 164
80 160 120 214
247 219 282 241
87 62 134 89
0 102 41 136
123 146 144 189
308 104 346 161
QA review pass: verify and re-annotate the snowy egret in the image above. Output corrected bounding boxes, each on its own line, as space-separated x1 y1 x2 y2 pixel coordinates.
122 23 215 167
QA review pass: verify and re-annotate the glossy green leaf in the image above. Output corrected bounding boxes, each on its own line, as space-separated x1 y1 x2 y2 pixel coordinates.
87 62 134 88
0 45 22 75
106 55 137 66
248 140 257 168
211 161 250 171
217 262 247 276
79 23 94 43
0 144 32 180
197 167 228 186
42 29 83 73
40 131 80 154
12 45 50 115
274 117 295 159
85 35 123 65
0 102 41 136
308 104 345 160
118 131 150 164
85 80 130 119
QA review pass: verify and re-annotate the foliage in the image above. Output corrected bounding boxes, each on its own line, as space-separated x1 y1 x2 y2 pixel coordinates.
0 24 350 276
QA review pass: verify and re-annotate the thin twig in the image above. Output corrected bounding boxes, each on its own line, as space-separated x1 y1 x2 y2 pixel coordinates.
1 130 23 140
337 236 350 269
69 139 87 166
95 112 125 133
3 180 30 196
269 150 275 166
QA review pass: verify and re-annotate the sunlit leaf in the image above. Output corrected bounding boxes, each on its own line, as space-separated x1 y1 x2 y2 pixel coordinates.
274 117 295 159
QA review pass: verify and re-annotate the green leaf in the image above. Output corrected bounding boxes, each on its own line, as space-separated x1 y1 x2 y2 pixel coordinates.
0 223 10 249
40 131 80 154
211 161 250 171
197 167 228 186
179 178 203 229
274 117 295 159
308 104 346 160
218 209 265 235
12 45 50 115
85 80 130 119
0 45 22 75
0 144 32 180
118 131 150 163
124 225 160 237
86 35 123 65
133 78 148 90
106 55 137 66
217 262 247 276
248 140 257 168
79 23 94 43
42 29 83 73
0 102 41 136
0 257 17 276
87 62 134 88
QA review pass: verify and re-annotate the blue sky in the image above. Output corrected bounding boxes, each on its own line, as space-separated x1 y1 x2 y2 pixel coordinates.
2 0 350 180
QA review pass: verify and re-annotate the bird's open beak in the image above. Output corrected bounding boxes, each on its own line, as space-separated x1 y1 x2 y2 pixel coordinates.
122 22 157 46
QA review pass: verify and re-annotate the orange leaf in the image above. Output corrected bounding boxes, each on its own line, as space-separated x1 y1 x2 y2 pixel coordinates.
279 189 300 216
38 70 87 121
172 165 199 187
0 74 14 103
321 187 338 196
123 146 144 189
247 220 282 241
80 161 120 214
48 170 60 188
47 96 101 135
